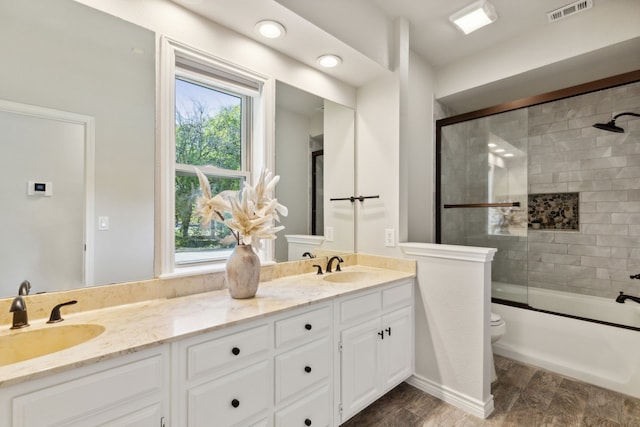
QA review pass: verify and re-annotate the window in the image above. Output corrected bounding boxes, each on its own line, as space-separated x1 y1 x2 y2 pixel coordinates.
174 75 249 265
159 38 273 277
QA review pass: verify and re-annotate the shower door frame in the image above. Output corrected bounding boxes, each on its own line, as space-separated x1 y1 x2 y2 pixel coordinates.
435 69 640 243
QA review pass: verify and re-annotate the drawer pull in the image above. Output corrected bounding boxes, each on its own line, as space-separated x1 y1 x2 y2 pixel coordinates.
386 327 392 336
231 347 240 356
304 365 312 373
305 323 312 331
378 331 385 340
231 398 240 408
305 419 312 426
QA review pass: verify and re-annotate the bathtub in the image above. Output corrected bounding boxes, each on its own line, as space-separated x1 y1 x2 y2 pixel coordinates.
492 281 640 328
491 283 640 398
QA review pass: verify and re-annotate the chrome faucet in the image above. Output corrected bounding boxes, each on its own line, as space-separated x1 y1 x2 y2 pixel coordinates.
616 291 640 304
10 295 29 329
326 256 344 273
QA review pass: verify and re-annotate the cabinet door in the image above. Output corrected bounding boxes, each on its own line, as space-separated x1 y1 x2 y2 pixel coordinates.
340 317 380 420
380 306 413 391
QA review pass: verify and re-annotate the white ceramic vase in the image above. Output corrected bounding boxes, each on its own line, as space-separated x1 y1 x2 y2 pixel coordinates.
225 244 260 299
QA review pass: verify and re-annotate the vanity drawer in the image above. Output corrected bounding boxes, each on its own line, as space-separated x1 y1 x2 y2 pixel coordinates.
339 291 381 325
186 324 269 380
11 351 165 427
187 360 269 427
275 336 331 403
382 281 413 310
275 384 331 427
275 305 331 348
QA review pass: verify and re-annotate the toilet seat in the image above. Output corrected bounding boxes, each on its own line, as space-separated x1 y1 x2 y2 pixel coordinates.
490 312 506 343
491 312 504 326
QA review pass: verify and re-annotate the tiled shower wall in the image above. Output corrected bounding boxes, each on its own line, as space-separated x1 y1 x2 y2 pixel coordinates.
528 81 640 298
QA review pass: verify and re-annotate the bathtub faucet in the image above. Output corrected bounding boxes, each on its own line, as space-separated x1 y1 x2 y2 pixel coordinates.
615 291 640 304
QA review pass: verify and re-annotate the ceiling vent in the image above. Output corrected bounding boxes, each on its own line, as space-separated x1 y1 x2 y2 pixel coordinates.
547 0 593 23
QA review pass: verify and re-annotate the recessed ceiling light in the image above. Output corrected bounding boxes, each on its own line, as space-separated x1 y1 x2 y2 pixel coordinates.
255 20 286 39
487 143 497 147
494 148 505 153
449 0 498 35
503 153 514 157
316 54 342 68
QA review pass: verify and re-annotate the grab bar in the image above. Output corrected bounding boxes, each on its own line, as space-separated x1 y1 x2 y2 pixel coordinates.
443 202 520 209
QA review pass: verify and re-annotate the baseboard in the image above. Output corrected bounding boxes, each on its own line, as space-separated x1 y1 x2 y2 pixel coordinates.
406 374 494 419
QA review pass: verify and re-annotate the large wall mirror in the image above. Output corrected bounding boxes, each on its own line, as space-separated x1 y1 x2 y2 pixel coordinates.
0 0 156 297
0 0 356 298
275 82 355 262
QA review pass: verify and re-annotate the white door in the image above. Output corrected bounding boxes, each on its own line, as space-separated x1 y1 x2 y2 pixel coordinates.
380 306 413 391
0 105 88 291
340 318 380 421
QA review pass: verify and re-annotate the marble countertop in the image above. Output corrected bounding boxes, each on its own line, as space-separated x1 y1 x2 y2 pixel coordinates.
0 265 414 387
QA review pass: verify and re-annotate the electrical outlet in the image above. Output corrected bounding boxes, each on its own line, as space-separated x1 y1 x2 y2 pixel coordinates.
384 228 395 247
326 226 334 242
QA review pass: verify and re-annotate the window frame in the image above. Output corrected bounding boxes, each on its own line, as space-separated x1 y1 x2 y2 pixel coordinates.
158 37 275 278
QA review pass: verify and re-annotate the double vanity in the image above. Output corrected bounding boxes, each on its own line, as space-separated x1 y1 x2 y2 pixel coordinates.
0 255 415 427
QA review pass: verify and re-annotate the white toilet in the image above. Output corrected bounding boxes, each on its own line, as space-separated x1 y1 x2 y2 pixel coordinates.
490 312 506 382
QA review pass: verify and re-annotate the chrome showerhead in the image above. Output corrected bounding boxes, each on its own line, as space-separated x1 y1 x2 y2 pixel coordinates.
593 112 640 133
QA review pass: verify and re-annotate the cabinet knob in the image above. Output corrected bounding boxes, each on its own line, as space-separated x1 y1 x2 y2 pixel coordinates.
386 327 392 336
231 398 240 408
305 418 312 426
231 347 240 356
304 365 312 373
305 323 312 330
378 331 385 339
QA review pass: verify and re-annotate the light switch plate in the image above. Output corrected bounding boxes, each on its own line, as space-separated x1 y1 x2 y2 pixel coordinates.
384 228 395 247
325 226 334 242
98 216 109 231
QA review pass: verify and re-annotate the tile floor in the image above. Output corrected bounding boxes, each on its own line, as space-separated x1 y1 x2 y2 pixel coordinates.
341 356 640 426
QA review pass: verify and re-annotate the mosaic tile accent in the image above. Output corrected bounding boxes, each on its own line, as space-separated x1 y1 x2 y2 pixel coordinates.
528 192 579 230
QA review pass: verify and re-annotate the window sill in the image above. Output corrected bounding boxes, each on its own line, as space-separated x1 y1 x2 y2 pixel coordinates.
159 257 275 281
159 263 226 280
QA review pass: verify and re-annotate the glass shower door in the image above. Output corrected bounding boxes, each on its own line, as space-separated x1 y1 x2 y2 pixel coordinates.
439 109 528 304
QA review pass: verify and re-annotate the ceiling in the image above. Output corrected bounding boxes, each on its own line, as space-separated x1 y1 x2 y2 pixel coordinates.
368 0 580 68
171 0 640 113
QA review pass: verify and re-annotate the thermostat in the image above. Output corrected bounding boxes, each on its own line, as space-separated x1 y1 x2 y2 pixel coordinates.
27 180 53 197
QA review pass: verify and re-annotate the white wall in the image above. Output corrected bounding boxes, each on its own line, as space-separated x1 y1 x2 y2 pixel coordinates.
406 51 436 243
402 243 496 419
355 71 402 256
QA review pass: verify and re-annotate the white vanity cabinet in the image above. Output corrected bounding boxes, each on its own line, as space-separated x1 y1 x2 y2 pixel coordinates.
335 280 414 424
0 274 415 427
0 345 170 427
171 321 272 427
